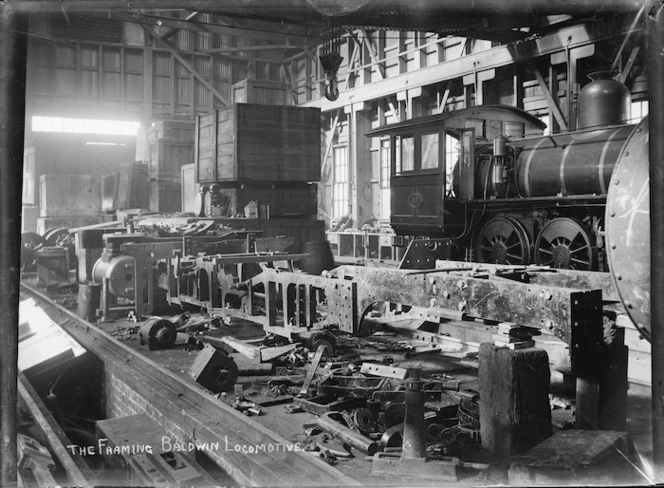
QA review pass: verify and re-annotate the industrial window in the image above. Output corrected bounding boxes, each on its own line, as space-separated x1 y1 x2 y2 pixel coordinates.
420 133 439 170
332 145 349 219
379 138 390 189
445 133 459 196
395 135 415 174
32 116 141 136
629 100 649 124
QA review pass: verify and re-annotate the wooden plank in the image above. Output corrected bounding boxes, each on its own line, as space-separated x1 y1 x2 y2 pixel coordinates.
18 372 93 486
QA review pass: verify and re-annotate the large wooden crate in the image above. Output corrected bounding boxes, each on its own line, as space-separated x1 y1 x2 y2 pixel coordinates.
148 139 194 179
147 119 195 144
219 182 317 217
149 179 181 214
39 174 101 217
196 103 321 184
116 163 149 210
232 79 292 105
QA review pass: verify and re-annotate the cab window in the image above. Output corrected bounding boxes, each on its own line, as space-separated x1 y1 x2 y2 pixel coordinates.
420 133 439 170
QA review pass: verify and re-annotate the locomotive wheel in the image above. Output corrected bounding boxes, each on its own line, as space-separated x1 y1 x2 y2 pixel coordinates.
475 217 530 265
535 218 595 270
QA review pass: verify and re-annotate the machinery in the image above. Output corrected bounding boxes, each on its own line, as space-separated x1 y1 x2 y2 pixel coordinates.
367 74 651 340
367 73 636 271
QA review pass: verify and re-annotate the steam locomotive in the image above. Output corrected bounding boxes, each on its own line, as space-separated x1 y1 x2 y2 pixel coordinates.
367 74 643 273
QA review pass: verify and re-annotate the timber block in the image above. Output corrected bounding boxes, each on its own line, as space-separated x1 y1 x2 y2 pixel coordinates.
508 430 645 485
479 343 552 459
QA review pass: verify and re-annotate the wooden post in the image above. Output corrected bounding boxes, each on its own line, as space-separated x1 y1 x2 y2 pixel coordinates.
479 343 552 459
0 9 28 488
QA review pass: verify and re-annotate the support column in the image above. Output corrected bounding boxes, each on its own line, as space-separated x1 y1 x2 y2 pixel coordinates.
648 0 664 479
0 9 28 488
348 102 373 229
143 46 153 126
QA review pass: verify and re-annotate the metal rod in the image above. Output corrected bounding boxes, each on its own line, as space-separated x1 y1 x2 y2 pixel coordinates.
316 412 381 456
0 9 27 488
649 0 664 480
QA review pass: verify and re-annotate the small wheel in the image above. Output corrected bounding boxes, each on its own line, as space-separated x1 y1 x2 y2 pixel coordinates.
535 218 595 270
43 227 70 247
475 217 530 265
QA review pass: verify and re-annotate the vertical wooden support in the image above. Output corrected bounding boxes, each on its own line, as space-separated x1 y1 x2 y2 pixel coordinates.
479 344 552 459
349 103 373 228
598 329 628 431
0 10 27 487
143 46 153 126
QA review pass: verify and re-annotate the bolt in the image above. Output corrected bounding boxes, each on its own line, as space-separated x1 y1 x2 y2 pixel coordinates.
610 211 616 217
611 244 616 249
614 178 620 185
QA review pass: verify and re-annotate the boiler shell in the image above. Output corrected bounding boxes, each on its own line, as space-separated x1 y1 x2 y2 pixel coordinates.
514 125 633 198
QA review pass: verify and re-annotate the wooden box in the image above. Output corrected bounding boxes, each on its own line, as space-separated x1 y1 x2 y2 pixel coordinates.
220 182 317 217
148 139 194 179
116 163 149 210
39 174 101 217
196 103 321 183
232 79 292 105
147 119 195 144
149 179 181 214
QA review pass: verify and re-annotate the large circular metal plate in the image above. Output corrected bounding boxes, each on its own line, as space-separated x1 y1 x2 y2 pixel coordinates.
606 118 650 341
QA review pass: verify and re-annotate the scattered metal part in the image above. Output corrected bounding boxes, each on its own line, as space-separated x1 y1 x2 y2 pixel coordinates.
382 403 406 429
352 408 377 435
316 412 381 456
379 423 404 449
294 396 365 416
299 344 327 397
139 317 177 350
284 404 304 414
340 410 360 432
360 362 408 379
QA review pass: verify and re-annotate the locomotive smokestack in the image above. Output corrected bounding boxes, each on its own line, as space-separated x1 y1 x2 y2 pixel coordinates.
577 71 631 129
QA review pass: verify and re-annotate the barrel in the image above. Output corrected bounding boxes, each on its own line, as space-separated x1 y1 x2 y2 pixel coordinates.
300 241 336 275
78 282 101 322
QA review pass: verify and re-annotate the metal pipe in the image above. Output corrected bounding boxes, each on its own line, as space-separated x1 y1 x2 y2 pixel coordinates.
649 0 664 480
0 9 27 488
316 412 381 456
